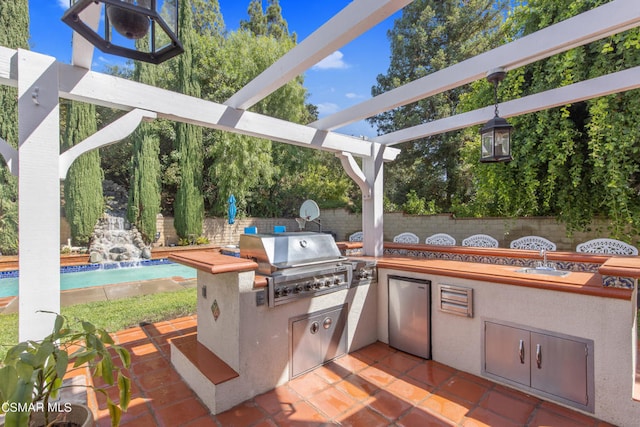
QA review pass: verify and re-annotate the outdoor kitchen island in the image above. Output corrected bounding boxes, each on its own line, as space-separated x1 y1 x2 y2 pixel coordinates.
170 239 640 427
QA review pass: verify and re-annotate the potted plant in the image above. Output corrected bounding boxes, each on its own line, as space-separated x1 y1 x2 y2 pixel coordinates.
0 312 131 427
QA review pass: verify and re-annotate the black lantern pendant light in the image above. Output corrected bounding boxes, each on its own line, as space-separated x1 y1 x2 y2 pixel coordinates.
480 68 513 163
62 0 184 64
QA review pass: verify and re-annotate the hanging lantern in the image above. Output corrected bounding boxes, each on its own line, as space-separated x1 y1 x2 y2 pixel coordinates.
480 69 513 163
62 0 184 64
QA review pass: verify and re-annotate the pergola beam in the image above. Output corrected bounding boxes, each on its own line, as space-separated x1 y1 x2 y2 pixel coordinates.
0 48 399 162
223 0 412 110
373 65 640 145
310 0 640 131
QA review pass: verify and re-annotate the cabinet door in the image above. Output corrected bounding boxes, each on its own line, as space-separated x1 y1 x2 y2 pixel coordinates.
321 307 347 363
291 314 324 377
485 322 530 386
530 332 589 406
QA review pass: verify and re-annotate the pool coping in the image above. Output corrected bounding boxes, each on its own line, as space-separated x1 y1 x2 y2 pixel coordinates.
0 258 176 279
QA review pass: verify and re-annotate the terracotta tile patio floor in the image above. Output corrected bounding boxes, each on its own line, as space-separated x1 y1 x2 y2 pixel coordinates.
90 315 615 427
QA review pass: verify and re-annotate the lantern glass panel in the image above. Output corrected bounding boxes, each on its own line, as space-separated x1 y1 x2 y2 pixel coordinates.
481 130 494 160
495 128 511 157
158 0 179 33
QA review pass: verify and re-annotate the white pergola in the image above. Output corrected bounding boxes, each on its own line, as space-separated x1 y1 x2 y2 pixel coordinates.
1 0 640 340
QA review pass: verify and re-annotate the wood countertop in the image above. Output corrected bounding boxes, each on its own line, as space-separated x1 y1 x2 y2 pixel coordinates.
169 250 258 275
377 256 632 300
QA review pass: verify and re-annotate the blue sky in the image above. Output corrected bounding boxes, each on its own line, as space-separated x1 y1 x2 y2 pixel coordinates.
29 1 402 137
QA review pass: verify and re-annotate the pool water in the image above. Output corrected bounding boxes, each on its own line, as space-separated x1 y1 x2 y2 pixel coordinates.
0 261 196 298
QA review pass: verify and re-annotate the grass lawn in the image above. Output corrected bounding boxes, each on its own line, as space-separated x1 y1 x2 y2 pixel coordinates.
0 288 196 361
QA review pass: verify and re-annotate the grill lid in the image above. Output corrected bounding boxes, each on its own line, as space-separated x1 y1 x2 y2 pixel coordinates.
239 232 344 274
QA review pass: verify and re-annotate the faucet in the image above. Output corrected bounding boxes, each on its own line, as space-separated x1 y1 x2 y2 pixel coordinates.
538 249 554 270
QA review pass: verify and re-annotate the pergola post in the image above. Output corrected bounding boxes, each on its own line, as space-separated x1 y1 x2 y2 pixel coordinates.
361 143 385 257
17 49 61 341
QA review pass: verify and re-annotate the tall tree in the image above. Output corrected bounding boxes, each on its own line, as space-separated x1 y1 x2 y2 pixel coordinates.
369 0 508 212
127 39 162 241
240 0 295 41
191 0 225 37
0 0 28 255
457 0 640 241
209 2 353 218
174 0 205 239
62 102 104 245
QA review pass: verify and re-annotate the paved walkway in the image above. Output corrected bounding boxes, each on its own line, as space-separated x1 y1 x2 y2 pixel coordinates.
88 316 615 427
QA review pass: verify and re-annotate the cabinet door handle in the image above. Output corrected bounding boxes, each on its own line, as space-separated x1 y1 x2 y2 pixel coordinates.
310 321 319 334
519 339 525 364
536 344 542 368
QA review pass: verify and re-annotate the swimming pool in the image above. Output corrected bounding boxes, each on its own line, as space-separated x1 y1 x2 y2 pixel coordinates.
0 260 196 298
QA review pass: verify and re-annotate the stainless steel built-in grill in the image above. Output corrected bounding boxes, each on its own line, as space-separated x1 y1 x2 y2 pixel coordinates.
239 232 352 307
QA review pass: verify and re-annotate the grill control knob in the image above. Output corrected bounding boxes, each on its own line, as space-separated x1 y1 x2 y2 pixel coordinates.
304 282 312 291
282 287 290 296
334 277 341 285
294 284 303 293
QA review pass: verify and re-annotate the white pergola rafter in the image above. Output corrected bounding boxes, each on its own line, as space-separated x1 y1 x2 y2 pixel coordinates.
0 47 401 162
373 65 640 145
44 57 400 162
310 0 640 131
223 0 412 110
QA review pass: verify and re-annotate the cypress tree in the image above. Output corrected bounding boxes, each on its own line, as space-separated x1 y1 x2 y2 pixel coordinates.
174 0 204 239
127 38 161 242
0 0 28 255
127 126 161 241
62 102 104 245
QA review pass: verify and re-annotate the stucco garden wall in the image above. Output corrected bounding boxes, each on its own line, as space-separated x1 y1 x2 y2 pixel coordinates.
60 210 619 251
318 209 617 252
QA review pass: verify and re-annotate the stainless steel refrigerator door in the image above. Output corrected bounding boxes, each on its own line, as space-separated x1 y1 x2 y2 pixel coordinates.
388 276 431 359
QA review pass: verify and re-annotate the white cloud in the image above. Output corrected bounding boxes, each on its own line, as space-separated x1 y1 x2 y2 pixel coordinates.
316 102 341 116
312 51 349 70
345 92 363 99
57 0 70 9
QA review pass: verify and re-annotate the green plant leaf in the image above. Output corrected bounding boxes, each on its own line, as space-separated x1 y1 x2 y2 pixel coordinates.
99 356 114 386
72 349 98 367
5 378 35 427
114 345 131 368
33 340 54 366
4 342 28 365
107 397 122 427
54 314 65 335
82 321 96 334
14 360 34 382
0 365 18 403
54 350 69 381
98 329 115 345
118 372 131 411
49 377 63 400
